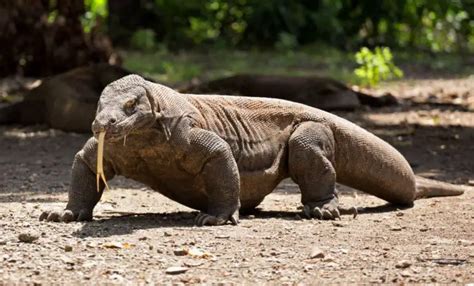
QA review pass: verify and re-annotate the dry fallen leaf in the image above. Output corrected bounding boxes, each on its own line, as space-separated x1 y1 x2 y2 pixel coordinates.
102 242 135 249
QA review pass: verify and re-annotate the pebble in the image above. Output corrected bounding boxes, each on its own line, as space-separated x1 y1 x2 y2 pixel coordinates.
310 247 325 259
173 248 188 256
64 245 73 252
184 260 204 267
400 270 411 277
165 266 189 275
322 256 335 263
395 260 412 268
18 232 39 243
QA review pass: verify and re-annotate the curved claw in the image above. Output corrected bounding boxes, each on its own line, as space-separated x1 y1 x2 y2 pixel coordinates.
322 209 333 220
194 213 215 226
303 203 356 220
39 209 92 223
229 212 239 225
330 207 341 220
194 211 238 226
313 207 323 220
338 206 358 219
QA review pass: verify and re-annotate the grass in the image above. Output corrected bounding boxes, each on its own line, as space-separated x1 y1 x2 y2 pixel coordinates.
122 45 356 85
122 45 474 86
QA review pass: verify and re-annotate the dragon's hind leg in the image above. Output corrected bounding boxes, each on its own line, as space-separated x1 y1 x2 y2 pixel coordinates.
288 122 356 220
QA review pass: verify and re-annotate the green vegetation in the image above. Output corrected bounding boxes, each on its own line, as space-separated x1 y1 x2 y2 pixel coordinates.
123 46 474 85
82 0 474 85
82 0 107 33
97 0 474 54
122 46 354 84
354 47 404 87
130 29 157 51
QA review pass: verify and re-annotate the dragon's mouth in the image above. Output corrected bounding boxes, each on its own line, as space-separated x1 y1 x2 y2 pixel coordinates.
93 130 124 142
93 120 133 142
92 112 156 144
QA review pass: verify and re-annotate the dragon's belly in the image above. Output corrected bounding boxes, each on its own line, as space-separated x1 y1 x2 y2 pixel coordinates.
106 135 289 211
232 139 290 209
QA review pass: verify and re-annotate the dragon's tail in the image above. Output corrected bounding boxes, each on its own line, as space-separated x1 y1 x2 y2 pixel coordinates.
415 176 469 199
0 102 22 123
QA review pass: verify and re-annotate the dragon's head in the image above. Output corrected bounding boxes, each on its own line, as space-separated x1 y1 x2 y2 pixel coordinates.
92 75 157 141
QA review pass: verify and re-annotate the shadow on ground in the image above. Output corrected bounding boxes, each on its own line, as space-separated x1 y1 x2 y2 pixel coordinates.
73 202 407 238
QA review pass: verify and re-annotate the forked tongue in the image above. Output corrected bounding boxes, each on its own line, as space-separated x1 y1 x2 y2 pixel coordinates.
96 131 110 192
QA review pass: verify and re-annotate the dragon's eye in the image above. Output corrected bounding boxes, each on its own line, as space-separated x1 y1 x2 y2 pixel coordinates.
124 99 137 113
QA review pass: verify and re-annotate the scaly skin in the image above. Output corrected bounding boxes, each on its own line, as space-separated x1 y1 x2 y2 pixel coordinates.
40 75 466 226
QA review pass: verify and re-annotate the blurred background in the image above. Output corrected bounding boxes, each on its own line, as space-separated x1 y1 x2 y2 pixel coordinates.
1 0 474 85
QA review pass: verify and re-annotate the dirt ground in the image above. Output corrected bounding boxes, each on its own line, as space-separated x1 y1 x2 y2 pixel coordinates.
0 78 473 284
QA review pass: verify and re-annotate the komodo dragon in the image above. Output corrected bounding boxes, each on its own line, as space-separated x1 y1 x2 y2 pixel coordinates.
0 63 132 132
180 74 398 110
40 75 467 226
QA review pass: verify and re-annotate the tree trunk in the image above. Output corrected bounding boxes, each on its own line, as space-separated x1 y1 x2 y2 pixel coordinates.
0 0 117 77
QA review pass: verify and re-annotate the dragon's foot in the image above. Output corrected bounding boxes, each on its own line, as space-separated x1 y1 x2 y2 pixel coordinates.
303 198 357 220
39 209 93 223
194 210 239 226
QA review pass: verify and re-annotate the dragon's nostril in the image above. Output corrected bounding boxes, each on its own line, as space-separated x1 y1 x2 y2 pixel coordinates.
109 118 117 124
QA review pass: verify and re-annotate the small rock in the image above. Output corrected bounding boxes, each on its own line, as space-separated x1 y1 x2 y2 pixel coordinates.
165 266 189 275
173 248 188 256
18 232 39 243
138 236 148 241
164 231 172 237
188 247 211 258
322 257 335 263
184 260 204 267
395 260 411 269
64 245 73 252
0 240 7 245
400 270 411 277
310 247 325 259
390 226 402 231
303 264 314 272
339 248 349 254
396 212 404 217
61 256 75 265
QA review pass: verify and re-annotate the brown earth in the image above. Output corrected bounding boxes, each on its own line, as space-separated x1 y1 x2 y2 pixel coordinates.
0 78 473 284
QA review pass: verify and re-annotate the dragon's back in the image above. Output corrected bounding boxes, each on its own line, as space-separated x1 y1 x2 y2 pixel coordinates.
186 94 311 172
